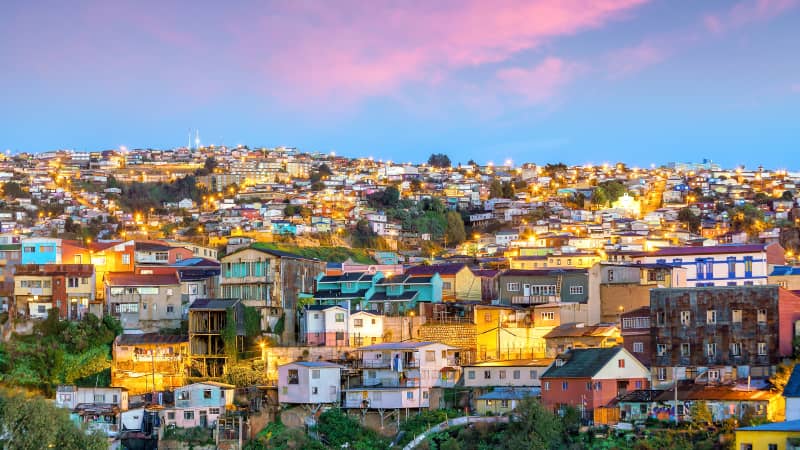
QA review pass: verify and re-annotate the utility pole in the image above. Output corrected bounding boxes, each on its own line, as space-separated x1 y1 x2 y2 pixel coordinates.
673 366 678 424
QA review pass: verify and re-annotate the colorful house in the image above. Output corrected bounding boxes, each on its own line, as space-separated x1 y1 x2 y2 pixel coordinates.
405 263 481 302
303 304 349 346
735 419 800 450
20 237 62 264
540 347 650 419
475 387 540 416
785 365 800 421
161 381 235 429
278 361 343 405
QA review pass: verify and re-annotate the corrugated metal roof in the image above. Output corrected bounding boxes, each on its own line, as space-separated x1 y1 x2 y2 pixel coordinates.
107 272 179 286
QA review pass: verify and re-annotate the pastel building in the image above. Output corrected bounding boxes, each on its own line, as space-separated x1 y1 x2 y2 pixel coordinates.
20 237 62 264
161 381 235 429
278 361 343 405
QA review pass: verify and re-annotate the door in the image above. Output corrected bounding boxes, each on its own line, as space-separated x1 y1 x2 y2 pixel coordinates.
199 410 208 428
523 284 531 296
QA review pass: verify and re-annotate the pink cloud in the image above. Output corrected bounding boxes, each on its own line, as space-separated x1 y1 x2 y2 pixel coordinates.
233 0 648 102
496 57 577 104
607 41 667 78
704 0 798 34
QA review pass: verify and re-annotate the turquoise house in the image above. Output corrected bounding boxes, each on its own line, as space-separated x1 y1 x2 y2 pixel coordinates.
313 271 443 315
20 237 62 264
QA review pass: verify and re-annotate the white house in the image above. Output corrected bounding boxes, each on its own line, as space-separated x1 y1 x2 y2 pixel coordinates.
343 341 459 409
304 305 349 346
161 381 235 429
349 310 384 347
630 244 781 287
278 361 343 405
495 230 519 246
462 359 554 389
785 365 800 421
55 385 129 438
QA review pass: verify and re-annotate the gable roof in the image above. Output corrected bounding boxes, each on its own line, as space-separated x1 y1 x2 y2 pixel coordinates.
541 347 622 379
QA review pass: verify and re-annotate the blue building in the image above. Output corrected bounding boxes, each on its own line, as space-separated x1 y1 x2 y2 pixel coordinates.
20 237 62 264
313 271 443 315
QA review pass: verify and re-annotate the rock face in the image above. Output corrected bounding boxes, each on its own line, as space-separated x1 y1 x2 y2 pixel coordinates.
418 323 477 351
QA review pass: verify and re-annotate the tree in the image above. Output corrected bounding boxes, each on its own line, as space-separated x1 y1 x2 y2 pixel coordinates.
688 400 713 429
1 181 28 199
445 211 466 246
427 153 452 168
598 180 627 203
503 398 563 450
591 187 609 208
729 204 765 236
501 181 515 199
782 190 794 201
489 179 503 199
678 207 702 233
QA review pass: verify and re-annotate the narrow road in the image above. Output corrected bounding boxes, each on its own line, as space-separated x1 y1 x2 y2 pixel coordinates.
402 415 509 450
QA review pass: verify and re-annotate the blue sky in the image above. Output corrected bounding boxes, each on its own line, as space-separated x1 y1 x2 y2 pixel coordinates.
0 0 798 168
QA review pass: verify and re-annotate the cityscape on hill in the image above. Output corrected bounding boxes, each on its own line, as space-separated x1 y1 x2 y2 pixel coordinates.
2 1 800 449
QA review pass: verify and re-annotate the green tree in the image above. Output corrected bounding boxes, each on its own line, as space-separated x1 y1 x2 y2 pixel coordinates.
502 398 563 450
1 181 28 199
782 190 794 201
689 400 714 429
729 204 765 236
445 211 466 246
501 181 515 199
428 153 452 168
591 187 609 208
489 179 503 198
678 207 702 233
598 180 627 203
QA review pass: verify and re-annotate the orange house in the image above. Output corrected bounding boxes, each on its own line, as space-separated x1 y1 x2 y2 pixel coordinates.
63 240 136 300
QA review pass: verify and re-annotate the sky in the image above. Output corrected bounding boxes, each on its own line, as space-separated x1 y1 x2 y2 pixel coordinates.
1 0 799 168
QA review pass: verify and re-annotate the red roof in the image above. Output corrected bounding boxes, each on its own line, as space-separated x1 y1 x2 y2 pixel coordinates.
107 272 179 286
634 244 766 257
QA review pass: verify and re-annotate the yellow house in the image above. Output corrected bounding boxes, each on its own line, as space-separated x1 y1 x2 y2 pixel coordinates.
474 305 549 360
510 252 602 270
405 263 482 301
735 420 800 450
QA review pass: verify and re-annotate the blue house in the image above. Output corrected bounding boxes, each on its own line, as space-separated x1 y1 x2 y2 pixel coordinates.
313 271 443 315
314 272 382 308
271 220 297 235
20 237 62 264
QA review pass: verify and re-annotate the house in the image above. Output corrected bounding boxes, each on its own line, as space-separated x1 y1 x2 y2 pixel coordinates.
629 243 784 287
540 347 650 420
63 239 135 301
405 263 481 302
472 269 500 302
134 241 193 265
784 365 800 421
620 307 652 367
343 341 459 410
370 272 443 315
497 269 588 306
475 386 540 416
543 323 621 357
55 385 129 438
161 381 235 429
20 237 62 264
769 265 800 291
588 262 686 324
735 419 800 450
302 305 349 346
649 286 800 386
278 361 343 405
350 310 384 347
463 359 553 389
105 272 182 332
188 298 246 378
220 246 325 344
111 333 189 394
13 263 95 319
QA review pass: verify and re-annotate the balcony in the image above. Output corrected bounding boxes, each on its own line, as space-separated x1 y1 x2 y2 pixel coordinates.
511 295 559 305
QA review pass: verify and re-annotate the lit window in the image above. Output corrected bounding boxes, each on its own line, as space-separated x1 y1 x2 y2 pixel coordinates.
680 311 691 326
758 342 767 355
757 309 767 324
680 343 691 357
732 310 742 323
706 310 717 324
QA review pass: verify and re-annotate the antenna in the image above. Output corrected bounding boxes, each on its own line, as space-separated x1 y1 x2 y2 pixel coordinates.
195 130 201 150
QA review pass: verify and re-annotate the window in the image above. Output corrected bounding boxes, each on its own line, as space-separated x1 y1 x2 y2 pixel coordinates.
586 382 592 391
618 359 625 368
707 369 720 381
484 370 491 379
706 343 716 357
730 342 741 356
335 313 345 322
530 370 538 379
543 381 550 391
633 342 644 353
657 367 667 381
287 369 299 384
732 310 742 323
354 318 363 327
727 256 736 278
442 282 452 290
178 391 189 400
706 310 717 324
499 370 506 380
541 312 555 321
656 312 665 326
484 313 492 323
167 412 175 420
744 256 753 277
500 400 509 408
167 305 175 314
757 309 767 324
513 370 520 380
122 254 130 265
209 408 220 415
312 387 318 394
426 350 435 362
93 394 105 403
680 311 691 326
608 270 614 281
562 381 569 391
635 380 643 389
680 343 691 357
468 370 475 380
594 381 602 391
313 313 319 319
312 370 320 379
68 277 79 288
41 245 54 253
406 391 414 399
203 390 212 399
335 331 344 341
183 411 194 421
758 342 767 355
24 246 35 253
622 317 650 329
507 282 520 292
569 286 584 295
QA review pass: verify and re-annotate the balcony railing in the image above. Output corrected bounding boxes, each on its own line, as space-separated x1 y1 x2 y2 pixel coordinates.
511 295 559 305
352 359 421 369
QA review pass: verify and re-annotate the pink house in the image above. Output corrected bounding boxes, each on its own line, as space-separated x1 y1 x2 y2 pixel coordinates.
779 288 800 357
541 346 650 418
304 305 349 346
